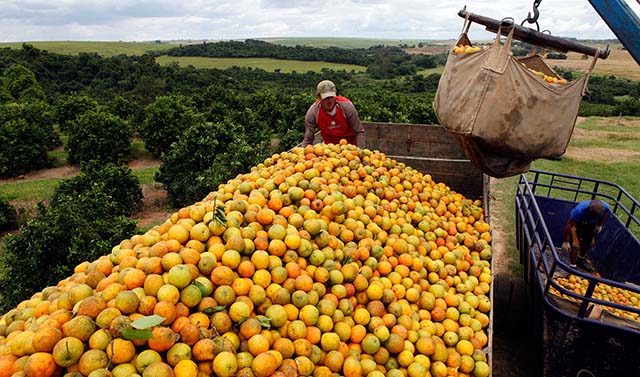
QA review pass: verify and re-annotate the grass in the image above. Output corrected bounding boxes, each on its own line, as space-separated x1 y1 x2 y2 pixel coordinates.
154 56 367 73
417 66 444 76
0 165 158 203
0 178 61 202
135 167 159 185
0 41 178 57
131 141 154 160
47 150 68 168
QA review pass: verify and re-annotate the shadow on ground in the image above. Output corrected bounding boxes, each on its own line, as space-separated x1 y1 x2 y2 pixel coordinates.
492 273 540 377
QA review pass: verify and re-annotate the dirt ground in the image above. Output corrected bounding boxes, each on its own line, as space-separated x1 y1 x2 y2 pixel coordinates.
488 177 539 377
0 159 174 230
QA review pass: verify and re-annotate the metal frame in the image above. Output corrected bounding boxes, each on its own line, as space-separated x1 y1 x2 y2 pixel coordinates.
589 0 640 65
516 169 640 333
458 7 610 59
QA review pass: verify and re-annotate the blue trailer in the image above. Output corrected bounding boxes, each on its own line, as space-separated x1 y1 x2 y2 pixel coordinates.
515 170 640 376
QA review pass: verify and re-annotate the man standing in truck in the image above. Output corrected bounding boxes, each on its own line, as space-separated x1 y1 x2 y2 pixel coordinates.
301 80 365 148
562 199 610 271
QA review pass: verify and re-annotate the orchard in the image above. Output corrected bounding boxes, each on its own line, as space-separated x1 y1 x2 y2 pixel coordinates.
0 140 492 377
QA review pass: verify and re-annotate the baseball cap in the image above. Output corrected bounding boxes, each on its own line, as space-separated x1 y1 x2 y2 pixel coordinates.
316 80 337 99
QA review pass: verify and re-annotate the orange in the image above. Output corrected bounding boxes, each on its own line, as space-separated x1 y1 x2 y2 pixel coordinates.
23 352 57 377
142 361 174 376
106 338 136 364
192 338 216 361
148 327 178 353
78 349 109 376
213 351 238 377
32 326 62 353
252 352 279 377
153 301 177 326
247 334 270 356
174 359 198 377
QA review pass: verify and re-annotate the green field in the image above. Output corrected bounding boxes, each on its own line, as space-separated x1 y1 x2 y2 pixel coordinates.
0 166 158 203
417 66 445 76
0 41 178 57
2 39 637 80
155 56 367 73
261 37 436 49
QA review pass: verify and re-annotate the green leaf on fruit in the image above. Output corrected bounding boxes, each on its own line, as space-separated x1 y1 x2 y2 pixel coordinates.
193 280 208 296
203 306 226 315
122 329 154 341
214 207 227 225
258 316 272 328
130 315 165 329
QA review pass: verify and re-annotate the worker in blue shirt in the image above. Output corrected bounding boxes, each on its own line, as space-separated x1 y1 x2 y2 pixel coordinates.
562 199 610 271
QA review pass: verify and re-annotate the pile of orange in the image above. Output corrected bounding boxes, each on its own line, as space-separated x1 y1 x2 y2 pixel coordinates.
0 140 492 377
552 274 640 321
524 66 568 84
452 44 482 55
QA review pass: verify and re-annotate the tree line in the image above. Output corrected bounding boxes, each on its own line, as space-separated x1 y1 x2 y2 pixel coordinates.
161 39 448 78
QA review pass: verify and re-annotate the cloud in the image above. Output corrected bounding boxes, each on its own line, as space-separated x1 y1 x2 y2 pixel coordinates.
0 0 638 42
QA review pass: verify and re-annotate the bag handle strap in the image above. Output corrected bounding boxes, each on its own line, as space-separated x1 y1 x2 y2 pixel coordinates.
461 12 472 35
484 18 515 73
526 30 551 57
494 18 515 51
581 48 600 94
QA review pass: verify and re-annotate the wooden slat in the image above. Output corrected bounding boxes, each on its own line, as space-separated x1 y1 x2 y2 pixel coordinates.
362 122 486 199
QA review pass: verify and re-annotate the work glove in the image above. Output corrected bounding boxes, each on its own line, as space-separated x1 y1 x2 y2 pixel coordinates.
562 242 570 254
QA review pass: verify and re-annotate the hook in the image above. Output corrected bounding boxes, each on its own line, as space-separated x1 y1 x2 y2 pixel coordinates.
521 0 542 31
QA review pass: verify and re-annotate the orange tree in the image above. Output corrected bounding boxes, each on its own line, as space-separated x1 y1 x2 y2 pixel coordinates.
140 95 206 159
0 196 17 232
0 102 60 178
156 118 270 207
0 163 141 312
66 109 132 165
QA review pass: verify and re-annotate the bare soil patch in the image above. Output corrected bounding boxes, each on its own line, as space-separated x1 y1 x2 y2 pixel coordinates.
1 159 173 229
565 145 640 161
136 182 173 229
549 48 640 80
404 45 452 55
488 178 514 275
0 159 160 184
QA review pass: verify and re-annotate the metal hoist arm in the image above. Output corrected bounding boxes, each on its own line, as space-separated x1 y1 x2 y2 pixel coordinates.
589 0 640 65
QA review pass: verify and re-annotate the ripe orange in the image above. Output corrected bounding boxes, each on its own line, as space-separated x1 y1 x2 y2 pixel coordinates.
252 351 279 377
23 352 57 377
148 327 178 353
106 338 136 364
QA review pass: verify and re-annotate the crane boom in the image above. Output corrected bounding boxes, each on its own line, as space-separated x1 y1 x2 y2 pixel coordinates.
589 0 640 65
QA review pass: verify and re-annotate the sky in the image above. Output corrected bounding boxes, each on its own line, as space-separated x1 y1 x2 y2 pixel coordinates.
1 0 639 42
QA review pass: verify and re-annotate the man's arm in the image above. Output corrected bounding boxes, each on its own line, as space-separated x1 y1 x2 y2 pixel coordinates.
564 219 577 243
341 101 365 148
302 105 318 147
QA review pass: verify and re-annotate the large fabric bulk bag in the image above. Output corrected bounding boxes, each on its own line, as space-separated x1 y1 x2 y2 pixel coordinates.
434 17 598 177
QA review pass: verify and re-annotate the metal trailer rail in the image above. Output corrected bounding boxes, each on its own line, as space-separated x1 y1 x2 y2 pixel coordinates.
515 169 640 376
